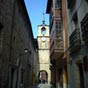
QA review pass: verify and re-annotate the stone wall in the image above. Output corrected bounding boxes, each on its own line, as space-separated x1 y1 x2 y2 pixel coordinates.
0 0 35 88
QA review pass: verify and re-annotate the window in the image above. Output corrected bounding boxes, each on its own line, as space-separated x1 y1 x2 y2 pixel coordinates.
55 20 63 48
72 13 78 30
55 0 62 9
10 68 15 88
0 23 3 29
41 27 46 35
21 69 24 85
83 56 88 72
55 20 62 38
55 20 62 30
67 0 76 9
0 23 3 53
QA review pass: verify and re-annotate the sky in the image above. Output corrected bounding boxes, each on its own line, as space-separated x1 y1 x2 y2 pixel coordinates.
24 0 49 38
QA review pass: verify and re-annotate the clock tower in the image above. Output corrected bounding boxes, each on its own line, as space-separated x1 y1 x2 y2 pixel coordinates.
37 15 51 83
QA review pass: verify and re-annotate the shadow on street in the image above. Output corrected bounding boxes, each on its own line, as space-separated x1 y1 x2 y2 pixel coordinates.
31 83 52 88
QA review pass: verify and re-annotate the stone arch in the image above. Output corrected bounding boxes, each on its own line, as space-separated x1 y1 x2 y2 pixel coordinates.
38 70 48 83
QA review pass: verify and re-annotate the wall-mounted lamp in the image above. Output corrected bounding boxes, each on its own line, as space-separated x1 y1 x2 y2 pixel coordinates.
24 48 29 53
24 48 31 54
17 48 31 66
19 48 31 56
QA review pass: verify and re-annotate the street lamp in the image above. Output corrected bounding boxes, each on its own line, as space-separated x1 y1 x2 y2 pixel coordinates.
24 48 31 54
17 48 31 66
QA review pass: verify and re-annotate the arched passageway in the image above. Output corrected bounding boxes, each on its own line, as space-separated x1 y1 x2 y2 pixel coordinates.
38 70 48 84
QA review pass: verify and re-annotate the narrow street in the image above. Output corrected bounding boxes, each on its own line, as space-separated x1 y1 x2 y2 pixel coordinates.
0 0 88 88
31 83 52 88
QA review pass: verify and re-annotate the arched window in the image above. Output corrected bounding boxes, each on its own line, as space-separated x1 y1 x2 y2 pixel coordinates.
41 27 46 35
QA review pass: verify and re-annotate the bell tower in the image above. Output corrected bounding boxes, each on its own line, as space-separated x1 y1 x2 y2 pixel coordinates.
37 14 51 83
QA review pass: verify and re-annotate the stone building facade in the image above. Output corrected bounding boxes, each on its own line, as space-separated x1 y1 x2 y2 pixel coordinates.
37 20 51 84
67 0 88 88
46 0 69 88
0 0 36 88
46 0 88 88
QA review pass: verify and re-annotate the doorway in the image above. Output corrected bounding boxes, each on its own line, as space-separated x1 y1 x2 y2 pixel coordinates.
38 70 48 83
77 63 85 88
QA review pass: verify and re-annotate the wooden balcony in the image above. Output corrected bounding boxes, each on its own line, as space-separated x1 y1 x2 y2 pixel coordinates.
69 28 81 54
53 9 62 18
50 35 64 60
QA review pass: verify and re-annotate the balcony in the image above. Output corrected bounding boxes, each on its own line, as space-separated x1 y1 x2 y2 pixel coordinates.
69 28 81 54
53 9 62 18
81 13 88 46
50 29 64 60
50 41 64 60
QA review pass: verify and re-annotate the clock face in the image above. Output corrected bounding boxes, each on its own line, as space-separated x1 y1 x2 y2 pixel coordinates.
41 37 46 42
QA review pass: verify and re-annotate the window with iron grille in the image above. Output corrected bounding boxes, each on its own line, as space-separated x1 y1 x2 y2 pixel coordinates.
81 13 88 46
55 0 62 9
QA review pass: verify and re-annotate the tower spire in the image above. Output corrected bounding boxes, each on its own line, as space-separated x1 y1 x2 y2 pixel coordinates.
42 12 45 24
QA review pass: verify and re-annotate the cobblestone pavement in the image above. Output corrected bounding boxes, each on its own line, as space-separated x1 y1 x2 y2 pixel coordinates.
31 83 52 88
